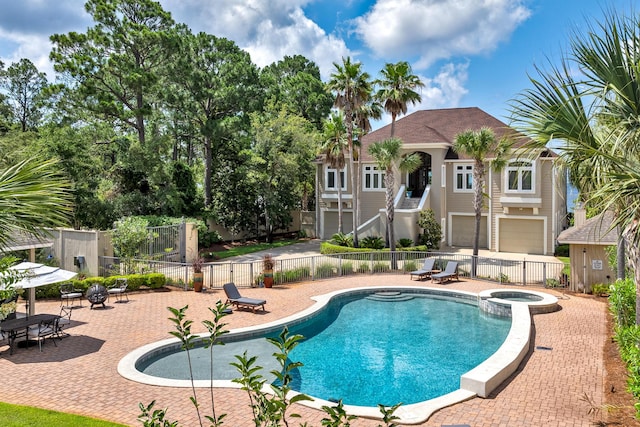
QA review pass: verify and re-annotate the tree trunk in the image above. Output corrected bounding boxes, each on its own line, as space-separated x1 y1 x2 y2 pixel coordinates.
386 170 397 269
337 172 344 234
204 135 212 207
617 228 626 279
471 159 485 277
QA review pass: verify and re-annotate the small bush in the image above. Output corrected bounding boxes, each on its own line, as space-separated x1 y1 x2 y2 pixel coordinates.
554 244 569 257
331 232 353 247
356 263 370 274
403 260 418 272
315 263 336 277
610 278 636 328
372 262 389 273
360 235 384 249
592 283 610 296
147 273 166 289
497 273 509 283
339 262 354 275
396 238 413 248
274 267 311 283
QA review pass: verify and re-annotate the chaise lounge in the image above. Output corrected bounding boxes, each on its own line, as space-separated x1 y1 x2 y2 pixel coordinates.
409 258 436 281
431 261 459 284
223 282 267 313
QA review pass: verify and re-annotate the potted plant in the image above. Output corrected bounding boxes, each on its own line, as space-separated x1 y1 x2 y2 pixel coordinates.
192 257 204 292
406 187 413 198
262 254 275 288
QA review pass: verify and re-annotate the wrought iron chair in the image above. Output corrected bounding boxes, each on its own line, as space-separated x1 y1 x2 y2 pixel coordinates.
27 318 57 352
55 305 73 339
60 283 83 307
107 278 129 302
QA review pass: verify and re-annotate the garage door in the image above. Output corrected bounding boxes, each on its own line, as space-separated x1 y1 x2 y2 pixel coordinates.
451 215 487 248
499 218 544 254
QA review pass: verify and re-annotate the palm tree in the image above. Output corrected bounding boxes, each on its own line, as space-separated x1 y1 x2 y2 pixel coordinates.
328 57 372 247
375 61 424 137
453 128 508 276
368 137 421 266
509 9 640 322
320 111 348 233
0 157 73 251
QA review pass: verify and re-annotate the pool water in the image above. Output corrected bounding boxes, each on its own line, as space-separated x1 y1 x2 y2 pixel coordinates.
288 294 510 406
137 292 511 407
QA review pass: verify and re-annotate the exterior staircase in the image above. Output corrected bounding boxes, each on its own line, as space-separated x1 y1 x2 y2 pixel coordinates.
399 197 420 210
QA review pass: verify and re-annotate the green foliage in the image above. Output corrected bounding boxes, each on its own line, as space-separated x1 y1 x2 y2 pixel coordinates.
591 283 610 296
417 209 442 250
146 273 166 289
497 273 509 283
554 244 569 257
321 400 357 426
372 262 390 273
315 263 337 277
396 238 413 248
545 278 560 288
274 267 311 283
0 401 127 427
361 235 385 250
403 260 418 272
331 232 353 247
137 401 178 427
610 278 636 328
339 261 354 275
356 263 370 274
111 217 152 259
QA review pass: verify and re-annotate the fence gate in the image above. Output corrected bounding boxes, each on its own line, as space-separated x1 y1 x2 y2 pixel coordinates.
139 223 186 262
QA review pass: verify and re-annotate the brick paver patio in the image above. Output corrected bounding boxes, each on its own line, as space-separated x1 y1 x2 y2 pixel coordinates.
0 275 610 426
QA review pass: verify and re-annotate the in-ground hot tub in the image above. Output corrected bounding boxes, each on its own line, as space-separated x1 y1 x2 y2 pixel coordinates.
478 288 559 316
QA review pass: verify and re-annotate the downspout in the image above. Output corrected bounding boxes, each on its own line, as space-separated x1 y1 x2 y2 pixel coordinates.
488 168 493 251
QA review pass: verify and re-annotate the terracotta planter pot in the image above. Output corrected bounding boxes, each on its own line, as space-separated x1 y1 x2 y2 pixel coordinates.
193 272 204 292
263 269 273 288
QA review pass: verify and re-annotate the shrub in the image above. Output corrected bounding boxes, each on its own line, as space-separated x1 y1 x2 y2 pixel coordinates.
497 273 509 283
396 238 413 248
356 263 370 274
274 267 311 283
554 244 569 257
339 262 354 275
147 273 166 289
200 230 222 248
315 263 336 277
545 278 560 288
331 232 353 247
361 235 385 249
403 260 418 272
417 209 442 249
372 262 389 273
610 278 635 328
591 283 610 296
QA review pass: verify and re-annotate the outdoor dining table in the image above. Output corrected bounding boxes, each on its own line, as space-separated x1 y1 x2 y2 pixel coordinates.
0 313 59 355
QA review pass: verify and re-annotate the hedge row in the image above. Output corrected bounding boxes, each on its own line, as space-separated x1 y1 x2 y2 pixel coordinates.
31 273 166 300
320 241 430 255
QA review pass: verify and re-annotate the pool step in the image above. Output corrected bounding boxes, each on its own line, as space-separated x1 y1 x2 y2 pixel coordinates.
366 291 414 302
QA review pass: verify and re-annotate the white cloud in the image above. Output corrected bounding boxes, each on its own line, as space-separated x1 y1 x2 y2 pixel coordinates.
162 0 351 78
0 29 56 79
354 0 530 69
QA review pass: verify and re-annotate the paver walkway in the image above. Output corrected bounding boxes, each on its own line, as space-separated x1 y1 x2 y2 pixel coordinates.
0 274 609 426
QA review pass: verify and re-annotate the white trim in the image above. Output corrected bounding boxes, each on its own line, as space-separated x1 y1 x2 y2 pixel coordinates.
441 164 446 188
441 218 446 242
504 160 535 194
447 212 490 247
488 168 493 250
453 163 474 193
362 164 385 192
324 166 347 192
499 196 542 205
495 215 547 255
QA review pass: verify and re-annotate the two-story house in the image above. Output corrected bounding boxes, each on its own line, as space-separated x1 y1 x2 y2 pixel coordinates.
315 107 567 255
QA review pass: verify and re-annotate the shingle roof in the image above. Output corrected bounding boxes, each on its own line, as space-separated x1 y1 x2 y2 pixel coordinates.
360 107 533 161
557 211 618 245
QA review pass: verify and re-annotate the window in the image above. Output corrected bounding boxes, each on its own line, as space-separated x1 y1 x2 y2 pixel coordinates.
363 165 385 190
454 164 473 192
506 161 534 192
325 167 346 191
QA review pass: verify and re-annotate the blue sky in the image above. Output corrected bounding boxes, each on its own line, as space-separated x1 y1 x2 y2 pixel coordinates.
0 0 623 128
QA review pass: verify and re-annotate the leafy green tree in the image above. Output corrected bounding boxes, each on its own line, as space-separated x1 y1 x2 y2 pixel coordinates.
417 209 442 249
509 8 640 321
375 61 424 137
453 128 508 276
368 137 421 259
320 111 348 233
261 54 333 130
50 0 176 146
0 58 48 132
167 30 261 207
328 57 373 247
0 158 74 251
248 108 319 243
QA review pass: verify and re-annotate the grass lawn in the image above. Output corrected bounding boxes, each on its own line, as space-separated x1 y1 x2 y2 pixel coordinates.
204 239 301 260
0 402 126 427
558 256 570 275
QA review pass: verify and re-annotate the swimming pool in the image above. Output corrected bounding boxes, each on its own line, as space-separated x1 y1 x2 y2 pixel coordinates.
119 286 540 423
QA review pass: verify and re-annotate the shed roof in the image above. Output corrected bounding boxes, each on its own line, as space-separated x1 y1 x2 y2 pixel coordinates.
557 211 618 246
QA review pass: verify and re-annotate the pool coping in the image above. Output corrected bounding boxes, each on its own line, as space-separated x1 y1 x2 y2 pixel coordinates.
118 285 548 424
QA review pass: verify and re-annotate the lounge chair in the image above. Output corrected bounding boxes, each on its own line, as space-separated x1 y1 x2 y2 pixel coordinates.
223 282 266 313
409 258 436 281
431 261 459 284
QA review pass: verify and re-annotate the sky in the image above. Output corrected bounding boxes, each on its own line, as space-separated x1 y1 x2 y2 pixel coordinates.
0 0 626 129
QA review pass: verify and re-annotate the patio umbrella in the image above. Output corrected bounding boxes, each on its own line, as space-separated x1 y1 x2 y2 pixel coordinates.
6 262 78 316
